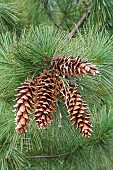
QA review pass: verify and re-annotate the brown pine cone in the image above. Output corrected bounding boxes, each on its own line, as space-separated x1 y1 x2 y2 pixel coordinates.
13 80 36 134
60 82 93 138
33 70 60 129
51 55 99 77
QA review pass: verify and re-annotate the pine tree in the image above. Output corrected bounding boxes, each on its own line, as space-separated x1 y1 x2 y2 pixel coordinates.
0 1 113 170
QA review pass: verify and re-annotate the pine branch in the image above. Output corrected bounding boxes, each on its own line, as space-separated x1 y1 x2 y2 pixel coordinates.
43 0 62 30
68 10 90 39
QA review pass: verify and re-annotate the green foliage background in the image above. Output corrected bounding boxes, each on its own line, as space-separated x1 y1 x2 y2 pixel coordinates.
0 0 113 169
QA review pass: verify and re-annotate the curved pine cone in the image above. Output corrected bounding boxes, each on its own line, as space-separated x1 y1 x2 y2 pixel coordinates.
51 55 99 77
13 80 36 134
33 70 59 129
61 82 93 138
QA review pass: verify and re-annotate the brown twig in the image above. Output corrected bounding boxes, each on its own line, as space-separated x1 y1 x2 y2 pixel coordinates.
44 0 62 30
30 151 70 158
29 137 101 159
30 144 82 159
67 10 90 39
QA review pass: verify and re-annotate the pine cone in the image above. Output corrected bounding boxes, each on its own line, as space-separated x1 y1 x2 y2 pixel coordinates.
51 55 99 77
13 80 36 134
33 70 59 129
61 82 92 138
13 54 98 137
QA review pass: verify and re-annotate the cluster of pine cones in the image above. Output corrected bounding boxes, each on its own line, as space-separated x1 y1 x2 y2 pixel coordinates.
13 55 99 138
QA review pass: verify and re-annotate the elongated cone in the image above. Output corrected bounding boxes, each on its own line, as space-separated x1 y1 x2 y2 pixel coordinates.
60 82 93 138
14 80 36 134
51 55 99 77
33 70 59 129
